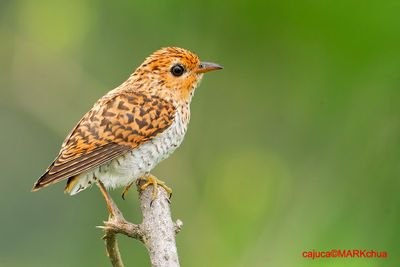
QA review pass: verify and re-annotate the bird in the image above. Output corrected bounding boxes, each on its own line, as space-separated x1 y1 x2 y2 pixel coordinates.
31 47 222 211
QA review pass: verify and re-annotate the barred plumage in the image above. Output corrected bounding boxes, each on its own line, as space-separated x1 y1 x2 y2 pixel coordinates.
32 47 222 195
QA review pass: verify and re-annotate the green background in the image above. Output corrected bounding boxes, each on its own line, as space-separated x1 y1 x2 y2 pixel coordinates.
0 1 399 266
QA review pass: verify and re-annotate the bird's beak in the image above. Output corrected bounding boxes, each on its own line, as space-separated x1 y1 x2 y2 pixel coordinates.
196 62 223 73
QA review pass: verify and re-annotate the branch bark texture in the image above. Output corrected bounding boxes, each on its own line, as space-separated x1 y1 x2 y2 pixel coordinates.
99 183 182 267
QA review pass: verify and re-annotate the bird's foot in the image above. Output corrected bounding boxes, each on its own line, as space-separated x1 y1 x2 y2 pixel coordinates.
137 174 172 202
121 181 134 200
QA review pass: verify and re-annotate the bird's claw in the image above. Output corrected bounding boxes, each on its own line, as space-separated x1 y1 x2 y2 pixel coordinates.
121 181 134 200
139 175 173 204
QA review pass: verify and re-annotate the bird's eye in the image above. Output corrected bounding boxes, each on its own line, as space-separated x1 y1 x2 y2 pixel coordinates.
170 64 185 77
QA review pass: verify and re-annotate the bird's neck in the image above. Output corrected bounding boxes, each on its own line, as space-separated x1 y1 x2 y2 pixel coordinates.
111 79 192 127
121 77 196 107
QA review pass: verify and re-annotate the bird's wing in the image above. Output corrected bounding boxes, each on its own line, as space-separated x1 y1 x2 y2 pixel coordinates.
32 91 176 190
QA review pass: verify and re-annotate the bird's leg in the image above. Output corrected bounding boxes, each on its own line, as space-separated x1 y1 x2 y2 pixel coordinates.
96 179 117 218
121 181 134 200
137 173 173 201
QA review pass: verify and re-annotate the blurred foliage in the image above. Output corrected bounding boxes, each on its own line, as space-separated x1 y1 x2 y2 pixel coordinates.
1 0 399 266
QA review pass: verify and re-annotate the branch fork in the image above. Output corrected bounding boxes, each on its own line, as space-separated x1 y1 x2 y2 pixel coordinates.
97 181 182 267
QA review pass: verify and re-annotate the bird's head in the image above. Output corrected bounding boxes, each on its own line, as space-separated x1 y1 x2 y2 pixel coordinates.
130 47 222 102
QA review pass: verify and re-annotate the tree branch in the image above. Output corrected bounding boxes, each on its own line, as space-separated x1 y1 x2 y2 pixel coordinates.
98 182 182 267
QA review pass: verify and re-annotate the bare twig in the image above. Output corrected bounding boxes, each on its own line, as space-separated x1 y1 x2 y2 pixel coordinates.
102 225 124 267
138 183 181 267
98 182 182 267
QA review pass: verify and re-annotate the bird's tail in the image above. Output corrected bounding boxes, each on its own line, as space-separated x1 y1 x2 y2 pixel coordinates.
31 170 59 192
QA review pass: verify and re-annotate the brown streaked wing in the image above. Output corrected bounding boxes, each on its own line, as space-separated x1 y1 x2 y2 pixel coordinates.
32 91 176 190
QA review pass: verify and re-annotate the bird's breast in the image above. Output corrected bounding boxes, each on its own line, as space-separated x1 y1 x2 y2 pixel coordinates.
140 107 188 165
95 108 189 189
